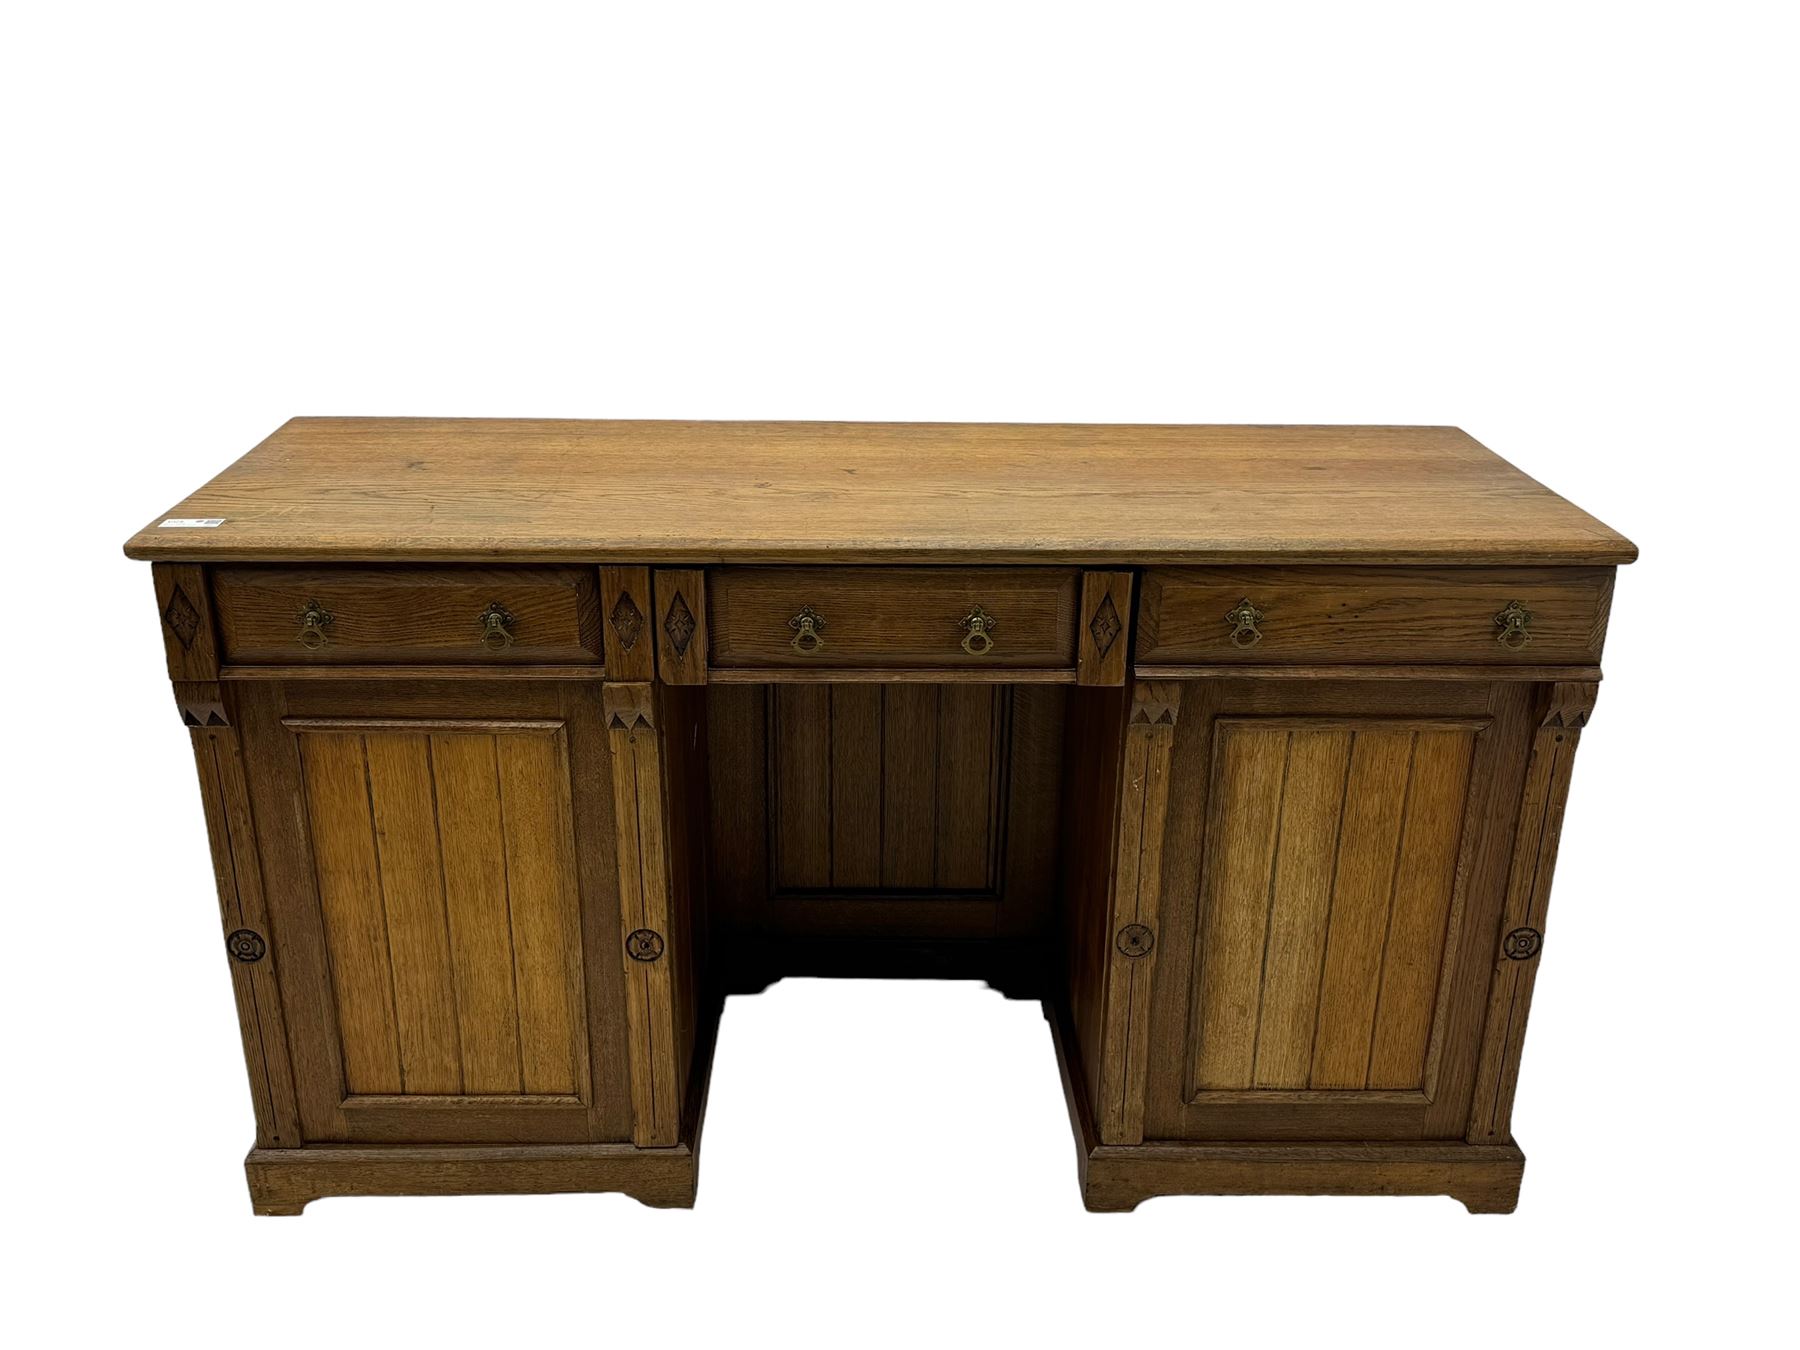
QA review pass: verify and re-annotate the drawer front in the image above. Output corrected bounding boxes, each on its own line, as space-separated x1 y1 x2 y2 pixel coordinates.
1138 566 1612 666
214 566 603 664
708 567 1081 669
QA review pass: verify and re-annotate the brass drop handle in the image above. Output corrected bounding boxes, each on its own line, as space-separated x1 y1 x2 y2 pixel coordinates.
1225 598 1263 648
297 599 334 649
478 602 516 650
789 605 826 655
960 606 997 657
1494 600 1532 650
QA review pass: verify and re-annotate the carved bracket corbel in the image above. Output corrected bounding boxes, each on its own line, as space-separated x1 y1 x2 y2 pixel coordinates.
1129 680 1183 727
175 680 229 728
603 682 657 734
1542 681 1599 729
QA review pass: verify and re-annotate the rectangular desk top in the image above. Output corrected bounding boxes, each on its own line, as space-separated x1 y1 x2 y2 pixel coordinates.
124 418 1635 566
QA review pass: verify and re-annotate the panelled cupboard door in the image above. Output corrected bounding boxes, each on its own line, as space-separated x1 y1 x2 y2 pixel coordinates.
1142 679 1536 1142
235 680 633 1145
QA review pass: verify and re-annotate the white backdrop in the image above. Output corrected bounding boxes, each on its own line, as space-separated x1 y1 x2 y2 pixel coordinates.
4 3 1793 1345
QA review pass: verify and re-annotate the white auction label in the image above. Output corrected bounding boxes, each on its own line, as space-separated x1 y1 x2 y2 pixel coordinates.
160 517 227 527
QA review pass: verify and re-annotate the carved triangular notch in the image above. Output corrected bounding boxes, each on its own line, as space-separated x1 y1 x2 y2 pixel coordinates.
174 681 228 728
602 682 657 735
1129 679 1182 728
1542 681 1598 729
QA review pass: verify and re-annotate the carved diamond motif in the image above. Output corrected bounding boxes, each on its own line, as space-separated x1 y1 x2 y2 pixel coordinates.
610 592 645 651
1088 592 1122 658
664 591 697 657
162 585 201 650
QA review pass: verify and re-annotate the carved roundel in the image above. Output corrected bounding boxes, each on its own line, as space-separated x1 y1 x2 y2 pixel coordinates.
626 928 666 962
1502 927 1543 961
226 929 266 963
1116 923 1155 959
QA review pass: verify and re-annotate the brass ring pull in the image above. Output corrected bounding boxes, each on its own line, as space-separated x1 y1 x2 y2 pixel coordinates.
1494 600 1532 650
789 605 826 655
1224 598 1263 648
478 602 516 650
297 599 334 650
960 606 997 657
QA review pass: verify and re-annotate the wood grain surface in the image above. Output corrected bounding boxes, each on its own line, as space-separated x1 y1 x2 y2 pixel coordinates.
123 419 1637 565
1187 719 1479 1095
291 722 589 1098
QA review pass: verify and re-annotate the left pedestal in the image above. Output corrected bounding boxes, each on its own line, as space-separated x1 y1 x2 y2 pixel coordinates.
150 564 713 1213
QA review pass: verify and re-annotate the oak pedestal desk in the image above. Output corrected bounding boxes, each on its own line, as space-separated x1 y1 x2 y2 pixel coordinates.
125 419 1634 1215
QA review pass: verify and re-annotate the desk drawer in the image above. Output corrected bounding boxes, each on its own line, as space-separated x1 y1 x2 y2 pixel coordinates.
213 566 603 664
708 567 1081 669
1137 566 1612 666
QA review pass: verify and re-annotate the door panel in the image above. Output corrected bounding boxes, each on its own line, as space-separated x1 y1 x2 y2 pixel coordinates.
1144 680 1534 1141
293 723 587 1099
237 681 631 1144
1189 719 1478 1097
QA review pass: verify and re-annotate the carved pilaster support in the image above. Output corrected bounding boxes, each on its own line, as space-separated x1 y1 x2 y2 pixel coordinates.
152 561 300 1145
1468 681 1599 1143
186 697 302 1148
1096 679 1183 1144
605 681 682 1145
